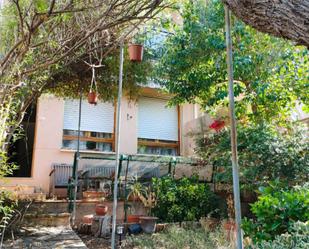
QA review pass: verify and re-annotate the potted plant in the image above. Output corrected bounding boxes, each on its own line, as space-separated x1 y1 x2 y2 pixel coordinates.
138 186 158 234
126 178 147 223
223 194 236 240
94 197 108 216
128 43 143 62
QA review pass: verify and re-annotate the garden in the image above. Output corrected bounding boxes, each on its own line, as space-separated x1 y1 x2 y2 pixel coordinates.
0 0 309 249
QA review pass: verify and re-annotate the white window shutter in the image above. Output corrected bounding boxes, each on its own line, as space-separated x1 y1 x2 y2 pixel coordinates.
63 99 114 133
138 97 178 141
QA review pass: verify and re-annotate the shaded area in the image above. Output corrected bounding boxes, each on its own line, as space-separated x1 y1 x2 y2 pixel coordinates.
3 226 87 249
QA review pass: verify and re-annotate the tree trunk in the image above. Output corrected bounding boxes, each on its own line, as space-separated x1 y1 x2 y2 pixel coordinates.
222 0 309 48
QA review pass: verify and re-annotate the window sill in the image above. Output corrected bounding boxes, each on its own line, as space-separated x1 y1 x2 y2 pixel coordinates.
136 153 178 158
60 149 115 155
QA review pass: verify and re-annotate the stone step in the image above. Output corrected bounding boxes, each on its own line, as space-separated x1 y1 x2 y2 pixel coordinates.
22 213 71 227
0 185 47 201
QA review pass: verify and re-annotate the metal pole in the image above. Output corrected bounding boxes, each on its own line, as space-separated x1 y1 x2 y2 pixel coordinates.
72 89 82 226
224 6 243 249
111 41 124 249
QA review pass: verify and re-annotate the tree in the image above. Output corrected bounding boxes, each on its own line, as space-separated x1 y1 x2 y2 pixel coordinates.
0 0 168 169
155 0 308 124
222 0 309 48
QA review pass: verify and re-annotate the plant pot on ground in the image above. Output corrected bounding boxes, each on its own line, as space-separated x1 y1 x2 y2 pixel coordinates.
139 216 158 234
126 178 145 221
223 219 236 241
95 204 108 216
127 214 142 224
128 44 143 62
223 194 237 241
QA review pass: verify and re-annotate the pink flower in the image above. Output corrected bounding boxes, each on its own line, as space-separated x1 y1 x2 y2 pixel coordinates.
209 120 225 132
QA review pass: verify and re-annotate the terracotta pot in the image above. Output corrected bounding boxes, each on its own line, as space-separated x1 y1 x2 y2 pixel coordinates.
223 220 236 241
88 92 98 105
224 221 236 231
128 195 141 202
128 44 143 62
139 216 158 234
127 214 141 224
95 204 108 216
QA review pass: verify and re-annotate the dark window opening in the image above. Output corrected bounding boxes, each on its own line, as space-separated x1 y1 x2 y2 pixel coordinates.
7 101 37 177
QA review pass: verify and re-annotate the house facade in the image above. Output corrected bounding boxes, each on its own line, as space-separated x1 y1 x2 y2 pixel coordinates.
2 87 203 196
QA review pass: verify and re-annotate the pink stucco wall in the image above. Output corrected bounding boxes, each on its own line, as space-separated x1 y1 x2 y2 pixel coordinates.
1 94 200 194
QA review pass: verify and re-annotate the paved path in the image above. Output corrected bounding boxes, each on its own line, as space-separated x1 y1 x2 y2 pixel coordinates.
3 226 87 249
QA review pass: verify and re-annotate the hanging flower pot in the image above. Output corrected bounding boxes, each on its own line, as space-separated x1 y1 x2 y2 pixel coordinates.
88 91 98 105
128 44 143 62
88 66 98 105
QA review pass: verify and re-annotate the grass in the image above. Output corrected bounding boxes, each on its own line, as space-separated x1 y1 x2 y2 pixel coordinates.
124 225 233 249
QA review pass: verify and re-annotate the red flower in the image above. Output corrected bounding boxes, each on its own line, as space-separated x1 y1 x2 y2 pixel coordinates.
209 120 225 132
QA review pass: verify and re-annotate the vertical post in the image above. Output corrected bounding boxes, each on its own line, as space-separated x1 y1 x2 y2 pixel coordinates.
123 156 130 223
71 89 82 226
111 41 124 249
224 6 243 249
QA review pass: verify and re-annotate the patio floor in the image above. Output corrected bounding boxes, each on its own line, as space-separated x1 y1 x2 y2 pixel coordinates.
3 226 87 249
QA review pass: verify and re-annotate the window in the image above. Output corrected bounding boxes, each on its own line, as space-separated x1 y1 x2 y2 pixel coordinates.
137 97 179 156
62 100 114 152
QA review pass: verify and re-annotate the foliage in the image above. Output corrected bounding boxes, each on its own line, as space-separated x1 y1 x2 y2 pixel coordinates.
195 122 309 191
125 225 231 249
151 176 226 222
155 0 309 124
0 191 17 245
47 46 154 101
0 0 167 176
251 221 309 249
127 179 148 201
242 183 309 243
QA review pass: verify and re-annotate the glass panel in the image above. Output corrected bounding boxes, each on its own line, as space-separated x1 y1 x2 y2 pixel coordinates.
137 145 177 156
62 129 113 152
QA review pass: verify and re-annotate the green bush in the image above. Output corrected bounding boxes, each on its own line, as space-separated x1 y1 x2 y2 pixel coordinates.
252 221 309 249
151 176 226 222
196 123 309 191
242 183 309 243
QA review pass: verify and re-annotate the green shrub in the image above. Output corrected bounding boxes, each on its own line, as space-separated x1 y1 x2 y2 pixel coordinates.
252 221 309 249
196 123 309 191
151 176 226 222
242 183 309 243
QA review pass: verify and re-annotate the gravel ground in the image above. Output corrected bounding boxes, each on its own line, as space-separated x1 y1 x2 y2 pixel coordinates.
79 234 132 249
